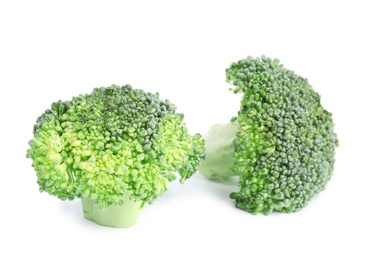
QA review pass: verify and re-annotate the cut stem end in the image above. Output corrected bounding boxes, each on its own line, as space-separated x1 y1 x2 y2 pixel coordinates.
81 196 142 228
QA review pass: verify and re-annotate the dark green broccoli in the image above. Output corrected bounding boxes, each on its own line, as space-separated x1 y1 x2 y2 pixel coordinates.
27 84 205 227
198 56 338 214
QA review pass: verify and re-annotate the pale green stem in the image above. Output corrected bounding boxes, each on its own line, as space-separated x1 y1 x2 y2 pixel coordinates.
82 195 143 228
198 121 239 181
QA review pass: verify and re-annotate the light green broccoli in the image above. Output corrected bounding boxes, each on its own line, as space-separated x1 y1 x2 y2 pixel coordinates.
27 84 205 227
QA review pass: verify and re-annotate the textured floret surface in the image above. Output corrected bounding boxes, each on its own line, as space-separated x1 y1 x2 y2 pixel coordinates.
27 85 205 208
226 56 338 214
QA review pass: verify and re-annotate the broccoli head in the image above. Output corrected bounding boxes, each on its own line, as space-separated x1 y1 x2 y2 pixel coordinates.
27 84 205 227
199 56 338 214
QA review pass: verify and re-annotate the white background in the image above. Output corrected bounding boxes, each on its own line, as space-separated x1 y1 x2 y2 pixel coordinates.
1 0 366 259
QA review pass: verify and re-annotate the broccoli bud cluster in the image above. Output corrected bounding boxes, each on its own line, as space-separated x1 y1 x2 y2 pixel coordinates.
226 56 338 213
27 85 205 208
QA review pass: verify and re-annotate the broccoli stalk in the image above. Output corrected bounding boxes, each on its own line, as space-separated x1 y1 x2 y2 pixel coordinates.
198 119 239 181
199 56 338 214
81 195 142 228
27 85 205 227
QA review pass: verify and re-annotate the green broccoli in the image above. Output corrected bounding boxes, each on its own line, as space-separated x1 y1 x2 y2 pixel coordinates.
27 84 205 227
198 55 338 214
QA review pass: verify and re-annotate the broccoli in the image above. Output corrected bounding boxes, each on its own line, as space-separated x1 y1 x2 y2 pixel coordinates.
198 56 338 214
27 84 205 227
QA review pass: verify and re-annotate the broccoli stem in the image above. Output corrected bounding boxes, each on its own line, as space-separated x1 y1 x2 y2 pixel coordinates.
198 119 239 181
82 196 143 228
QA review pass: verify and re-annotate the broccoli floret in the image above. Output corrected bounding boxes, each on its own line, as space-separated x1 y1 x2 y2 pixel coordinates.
27 84 205 227
199 56 338 214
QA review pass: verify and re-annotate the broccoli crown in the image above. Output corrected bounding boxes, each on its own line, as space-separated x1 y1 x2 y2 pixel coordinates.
27 85 205 208
226 56 338 214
